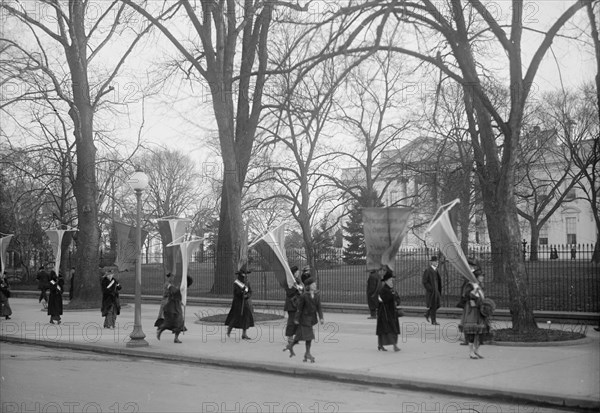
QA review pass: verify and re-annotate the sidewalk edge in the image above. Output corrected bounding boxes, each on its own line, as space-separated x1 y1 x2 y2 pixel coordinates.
1 335 598 411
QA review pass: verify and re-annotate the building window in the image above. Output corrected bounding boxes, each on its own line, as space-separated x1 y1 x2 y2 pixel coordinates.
539 225 548 245
566 217 577 244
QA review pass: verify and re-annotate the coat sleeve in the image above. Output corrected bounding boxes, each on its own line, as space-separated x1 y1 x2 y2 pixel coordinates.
316 295 324 321
294 294 305 324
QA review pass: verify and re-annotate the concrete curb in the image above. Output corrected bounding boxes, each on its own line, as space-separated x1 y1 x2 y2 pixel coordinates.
490 336 594 347
1 335 598 411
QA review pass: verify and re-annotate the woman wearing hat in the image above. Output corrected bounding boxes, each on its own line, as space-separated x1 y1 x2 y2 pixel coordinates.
282 265 303 352
101 269 122 329
154 272 173 328
225 265 255 340
47 270 64 324
284 277 324 362
459 268 490 359
376 267 401 352
157 275 193 343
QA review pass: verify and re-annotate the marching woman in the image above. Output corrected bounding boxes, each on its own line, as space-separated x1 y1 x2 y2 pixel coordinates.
282 266 303 352
284 277 324 362
0 272 12 320
376 267 401 352
459 268 493 359
47 271 64 324
157 275 192 344
225 265 255 340
101 270 122 329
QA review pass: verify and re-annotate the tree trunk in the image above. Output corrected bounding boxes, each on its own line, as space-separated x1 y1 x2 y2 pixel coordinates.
213 184 236 294
529 224 540 262
65 3 101 308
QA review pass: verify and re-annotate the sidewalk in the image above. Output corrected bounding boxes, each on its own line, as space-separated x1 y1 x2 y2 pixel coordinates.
1 297 598 410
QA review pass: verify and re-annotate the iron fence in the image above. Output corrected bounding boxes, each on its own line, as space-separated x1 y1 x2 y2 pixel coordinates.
129 243 598 313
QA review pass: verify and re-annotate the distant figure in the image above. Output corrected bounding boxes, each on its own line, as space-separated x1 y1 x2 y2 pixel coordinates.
422 256 442 325
570 246 576 260
550 247 558 260
36 266 50 309
0 272 12 320
47 271 64 324
68 267 76 300
225 265 254 340
366 269 380 319
157 276 193 343
101 270 121 329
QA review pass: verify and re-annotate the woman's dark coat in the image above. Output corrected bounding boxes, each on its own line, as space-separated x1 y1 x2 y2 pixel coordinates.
47 274 64 316
101 276 121 316
376 283 400 336
225 277 255 329
158 285 185 334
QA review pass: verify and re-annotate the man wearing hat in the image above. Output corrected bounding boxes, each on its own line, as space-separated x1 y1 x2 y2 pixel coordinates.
422 256 442 325
225 264 255 340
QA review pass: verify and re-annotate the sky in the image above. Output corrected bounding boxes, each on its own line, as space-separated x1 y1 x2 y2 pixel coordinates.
128 0 596 160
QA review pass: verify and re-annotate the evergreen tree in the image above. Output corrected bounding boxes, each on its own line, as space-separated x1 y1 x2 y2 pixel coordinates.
342 202 366 264
342 189 383 265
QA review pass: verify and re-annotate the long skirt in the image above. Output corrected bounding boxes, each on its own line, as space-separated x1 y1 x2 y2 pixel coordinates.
459 302 489 343
104 305 117 328
285 311 298 337
378 333 398 346
294 324 315 342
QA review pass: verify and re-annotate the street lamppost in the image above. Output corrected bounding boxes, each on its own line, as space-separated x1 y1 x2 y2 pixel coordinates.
127 169 149 348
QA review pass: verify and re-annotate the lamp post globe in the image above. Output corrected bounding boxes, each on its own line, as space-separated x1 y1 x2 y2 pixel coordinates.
127 168 149 347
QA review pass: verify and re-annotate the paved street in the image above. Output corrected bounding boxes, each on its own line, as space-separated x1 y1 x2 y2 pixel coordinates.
1 298 598 412
0 343 578 413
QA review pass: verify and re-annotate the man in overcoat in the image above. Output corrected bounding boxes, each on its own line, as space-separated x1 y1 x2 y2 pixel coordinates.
422 256 442 325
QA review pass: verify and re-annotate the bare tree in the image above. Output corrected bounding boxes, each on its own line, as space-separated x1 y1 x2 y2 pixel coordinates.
1 0 154 305
121 0 328 292
255 56 349 277
328 0 592 331
333 51 412 207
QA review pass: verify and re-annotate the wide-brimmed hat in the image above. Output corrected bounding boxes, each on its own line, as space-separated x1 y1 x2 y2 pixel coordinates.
382 268 395 281
430 256 438 262
235 264 252 275
290 265 299 274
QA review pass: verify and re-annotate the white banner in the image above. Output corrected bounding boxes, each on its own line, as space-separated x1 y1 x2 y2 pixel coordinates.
427 199 477 283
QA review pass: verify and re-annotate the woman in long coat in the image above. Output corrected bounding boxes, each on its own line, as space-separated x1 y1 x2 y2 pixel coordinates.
154 272 173 328
101 270 121 328
284 277 324 362
282 266 303 351
0 272 12 320
47 271 64 324
376 267 401 352
225 265 254 340
157 276 192 343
